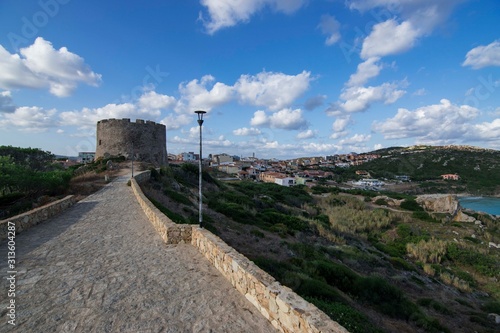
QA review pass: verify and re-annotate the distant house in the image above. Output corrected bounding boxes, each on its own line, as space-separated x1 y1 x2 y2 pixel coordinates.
180 152 198 161
259 171 295 186
78 152 95 164
441 173 460 180
274 175 296 187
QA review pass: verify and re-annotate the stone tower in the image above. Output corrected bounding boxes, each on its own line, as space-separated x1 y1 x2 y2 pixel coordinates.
96 118 167 166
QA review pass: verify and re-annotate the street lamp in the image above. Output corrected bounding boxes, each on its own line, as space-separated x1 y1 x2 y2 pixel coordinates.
194 110 206 228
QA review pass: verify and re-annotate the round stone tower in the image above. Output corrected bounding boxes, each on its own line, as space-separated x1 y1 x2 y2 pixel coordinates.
96 118 167 166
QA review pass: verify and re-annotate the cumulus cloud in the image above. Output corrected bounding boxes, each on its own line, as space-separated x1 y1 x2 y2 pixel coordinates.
59 101 161 129
0 37 101 97
235 71 311 111
138 91 176 110
200 0 307 34
347 57 382 87
337 81 406 113
233 127 262 136
462 40 500 69
373 99 480 142
0 91 15 113
0 106 57 132
177 75 234 113
332 115 351 132
339 133 371 145
318 14 341 46
250 108 307 130
361 19 420 59
296 129 316 139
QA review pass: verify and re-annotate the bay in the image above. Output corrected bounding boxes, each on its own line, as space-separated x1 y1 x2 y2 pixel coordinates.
458 197 500 216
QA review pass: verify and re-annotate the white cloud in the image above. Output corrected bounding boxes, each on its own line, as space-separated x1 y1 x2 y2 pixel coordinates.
296 129 316 139
465 119 500 143
339 133 371 145
59 102 160 129
160 113 192 131
233 127 262 136
373 99 480 142
177 75 234 113
332 115 351 132
347 57 382 87
0 106 57 132
0 91 15 113
235 71 311 111
413 88 426 96
338 81 406 113
361 19 420 59
250 110 269 127
138 91 176 110
318 14 341 46
0 37 101 97
200 0 307 34
462 40 500 69
250 108 307 130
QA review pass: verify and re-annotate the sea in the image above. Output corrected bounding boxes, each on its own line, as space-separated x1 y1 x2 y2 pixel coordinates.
458 197 500 216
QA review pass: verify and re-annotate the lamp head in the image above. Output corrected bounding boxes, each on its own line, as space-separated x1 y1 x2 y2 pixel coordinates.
194 110 207 125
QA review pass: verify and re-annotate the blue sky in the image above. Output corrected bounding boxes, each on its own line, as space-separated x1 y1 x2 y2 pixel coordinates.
0 0 499 159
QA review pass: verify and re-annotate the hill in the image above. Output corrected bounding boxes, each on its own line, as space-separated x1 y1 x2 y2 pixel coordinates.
353 145 500 195
141 164 500 333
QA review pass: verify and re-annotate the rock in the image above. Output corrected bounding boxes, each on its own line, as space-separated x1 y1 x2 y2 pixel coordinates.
487 313 500 324
488 242 499 249
454 210 476 222
416 194 459 214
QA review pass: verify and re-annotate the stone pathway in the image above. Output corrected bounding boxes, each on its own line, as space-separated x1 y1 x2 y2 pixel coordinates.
0 175 276 333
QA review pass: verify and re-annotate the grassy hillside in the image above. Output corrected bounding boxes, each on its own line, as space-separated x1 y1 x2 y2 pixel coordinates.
353 146 500 195
141 164 500 333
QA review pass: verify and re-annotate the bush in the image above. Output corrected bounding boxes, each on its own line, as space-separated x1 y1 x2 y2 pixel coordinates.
163 188 192 206
306 298 384 333
400 199 423 211
417 298 453 315
353 276 419 320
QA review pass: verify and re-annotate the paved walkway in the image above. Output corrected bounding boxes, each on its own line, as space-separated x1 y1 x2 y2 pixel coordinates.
0 175 276 333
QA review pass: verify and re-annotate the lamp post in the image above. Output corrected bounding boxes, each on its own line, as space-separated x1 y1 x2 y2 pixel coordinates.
194 110 206 228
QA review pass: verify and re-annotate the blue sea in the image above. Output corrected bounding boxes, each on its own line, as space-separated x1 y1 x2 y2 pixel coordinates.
458 197 500 216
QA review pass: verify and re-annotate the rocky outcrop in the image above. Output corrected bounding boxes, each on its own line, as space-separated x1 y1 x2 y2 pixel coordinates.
372 195 404 207
453 210 478 223
416 194 459 214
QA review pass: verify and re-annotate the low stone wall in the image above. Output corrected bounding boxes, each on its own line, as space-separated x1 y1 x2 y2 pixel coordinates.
131 171 349 333
191 228 348 333
131 173 193 244
0 195 77 240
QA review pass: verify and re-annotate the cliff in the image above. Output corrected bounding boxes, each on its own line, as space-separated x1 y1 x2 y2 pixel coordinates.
416 194 459 214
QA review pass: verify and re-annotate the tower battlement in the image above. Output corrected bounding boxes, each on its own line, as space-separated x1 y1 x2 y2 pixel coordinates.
96 118 167 166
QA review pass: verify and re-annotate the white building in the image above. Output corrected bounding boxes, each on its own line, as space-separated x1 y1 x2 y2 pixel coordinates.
275 176 296 187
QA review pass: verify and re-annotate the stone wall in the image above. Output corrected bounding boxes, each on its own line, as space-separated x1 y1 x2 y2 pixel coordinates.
131 174 193 244
0 195 77 240
191 228 349 333
96 118 167 166
131 171 349 333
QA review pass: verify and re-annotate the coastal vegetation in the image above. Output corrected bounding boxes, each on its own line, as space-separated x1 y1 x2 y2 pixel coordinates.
142 163 500 333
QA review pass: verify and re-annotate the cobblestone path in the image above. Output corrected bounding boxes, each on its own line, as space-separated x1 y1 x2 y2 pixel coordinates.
0 175 276 333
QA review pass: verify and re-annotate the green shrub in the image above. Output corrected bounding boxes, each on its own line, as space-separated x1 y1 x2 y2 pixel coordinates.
417 298 453 315
250 229 265 238
353 276 418 320
400 199 423 211
306 298 384 333
481 300 500 313
163 188 192 206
